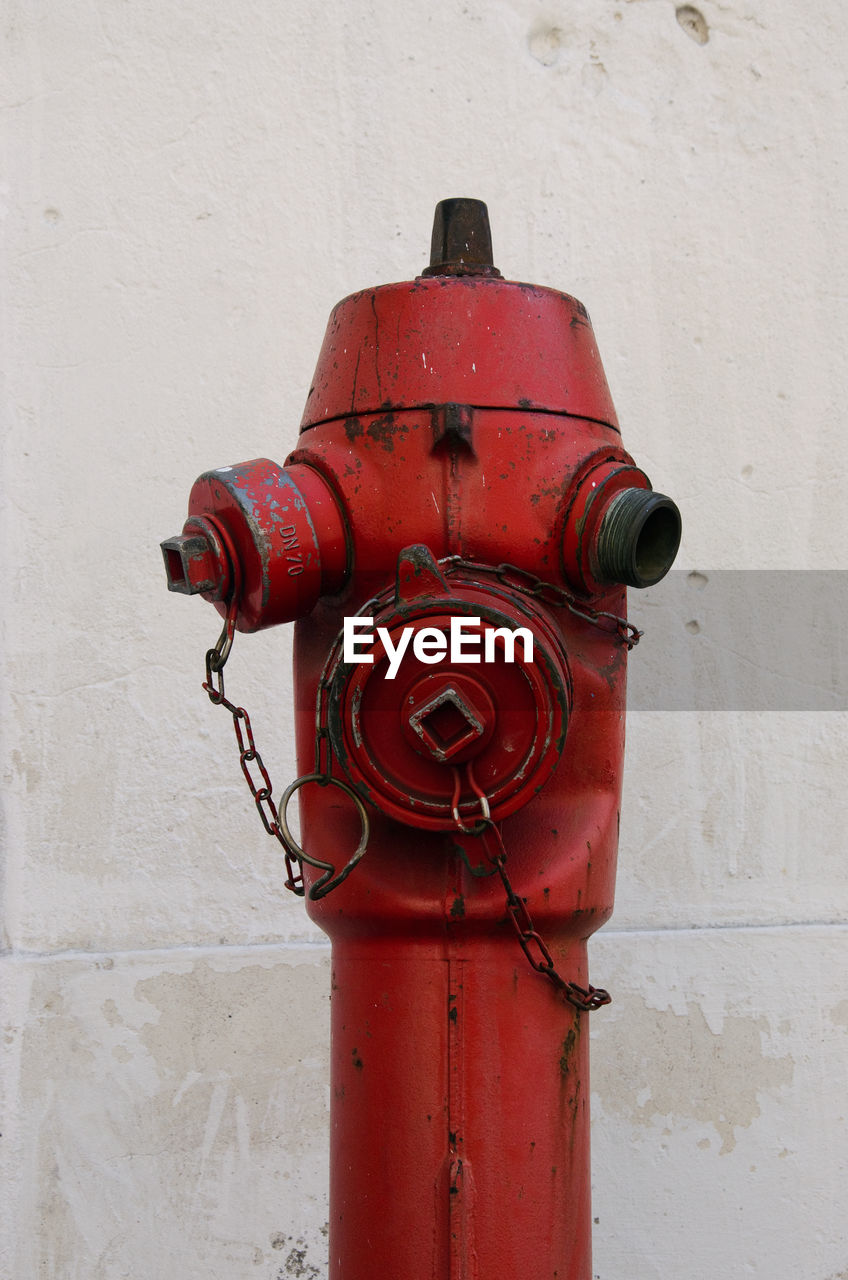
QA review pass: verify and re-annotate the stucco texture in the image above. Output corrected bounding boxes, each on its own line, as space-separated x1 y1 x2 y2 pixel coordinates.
2 1 846 1277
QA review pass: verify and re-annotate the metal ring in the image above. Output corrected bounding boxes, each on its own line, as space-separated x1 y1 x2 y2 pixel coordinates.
451 792 490 828
450 762 491 833
278 773 370 900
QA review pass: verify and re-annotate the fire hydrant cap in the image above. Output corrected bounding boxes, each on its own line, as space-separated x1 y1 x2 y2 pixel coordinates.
300 203 620 432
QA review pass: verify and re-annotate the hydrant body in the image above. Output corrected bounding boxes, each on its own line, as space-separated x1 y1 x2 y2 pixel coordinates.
293 278 624 1280
162 202 680 1280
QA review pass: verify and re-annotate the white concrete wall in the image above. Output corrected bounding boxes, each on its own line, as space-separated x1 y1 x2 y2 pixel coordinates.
2 1 846 1276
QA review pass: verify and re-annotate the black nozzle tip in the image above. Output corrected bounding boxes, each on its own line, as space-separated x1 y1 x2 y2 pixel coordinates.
596 489 682 589
422 198 502 278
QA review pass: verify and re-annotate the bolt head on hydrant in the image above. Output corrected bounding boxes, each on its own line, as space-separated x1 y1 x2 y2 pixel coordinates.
161 525 230 598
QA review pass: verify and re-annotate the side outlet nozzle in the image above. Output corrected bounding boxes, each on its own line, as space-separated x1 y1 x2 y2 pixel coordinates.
595 488 681 589
561 458 681 593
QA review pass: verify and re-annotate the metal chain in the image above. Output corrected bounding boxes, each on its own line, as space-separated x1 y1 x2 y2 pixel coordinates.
440 556 642 649
451 763 612 1013
202 598 304 894
201 597 369 901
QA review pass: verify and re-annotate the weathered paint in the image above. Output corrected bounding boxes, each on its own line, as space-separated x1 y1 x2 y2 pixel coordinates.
299 278 620 431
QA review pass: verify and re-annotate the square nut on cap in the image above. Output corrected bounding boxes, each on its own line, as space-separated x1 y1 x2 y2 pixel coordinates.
161 524 229 598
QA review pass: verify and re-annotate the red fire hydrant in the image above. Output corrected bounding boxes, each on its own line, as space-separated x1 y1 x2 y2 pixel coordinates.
162 199 680 1280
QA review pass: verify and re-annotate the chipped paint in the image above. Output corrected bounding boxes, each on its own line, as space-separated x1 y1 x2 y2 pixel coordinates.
593 998 793 1155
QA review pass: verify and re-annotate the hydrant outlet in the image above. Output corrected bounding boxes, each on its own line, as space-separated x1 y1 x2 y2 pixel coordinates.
326 547 571 830
560 456 681 594
594 487 682 588
164 458 348 631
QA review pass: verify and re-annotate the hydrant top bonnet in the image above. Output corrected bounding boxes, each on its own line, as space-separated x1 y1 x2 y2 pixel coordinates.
299 199 620 433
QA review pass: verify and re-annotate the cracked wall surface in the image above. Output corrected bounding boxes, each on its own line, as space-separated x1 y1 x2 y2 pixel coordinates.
2 0 846 1276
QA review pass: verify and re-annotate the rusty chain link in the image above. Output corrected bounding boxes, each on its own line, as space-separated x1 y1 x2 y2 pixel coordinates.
451 762 612 1013
201 591 369 900
441 556 642 649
